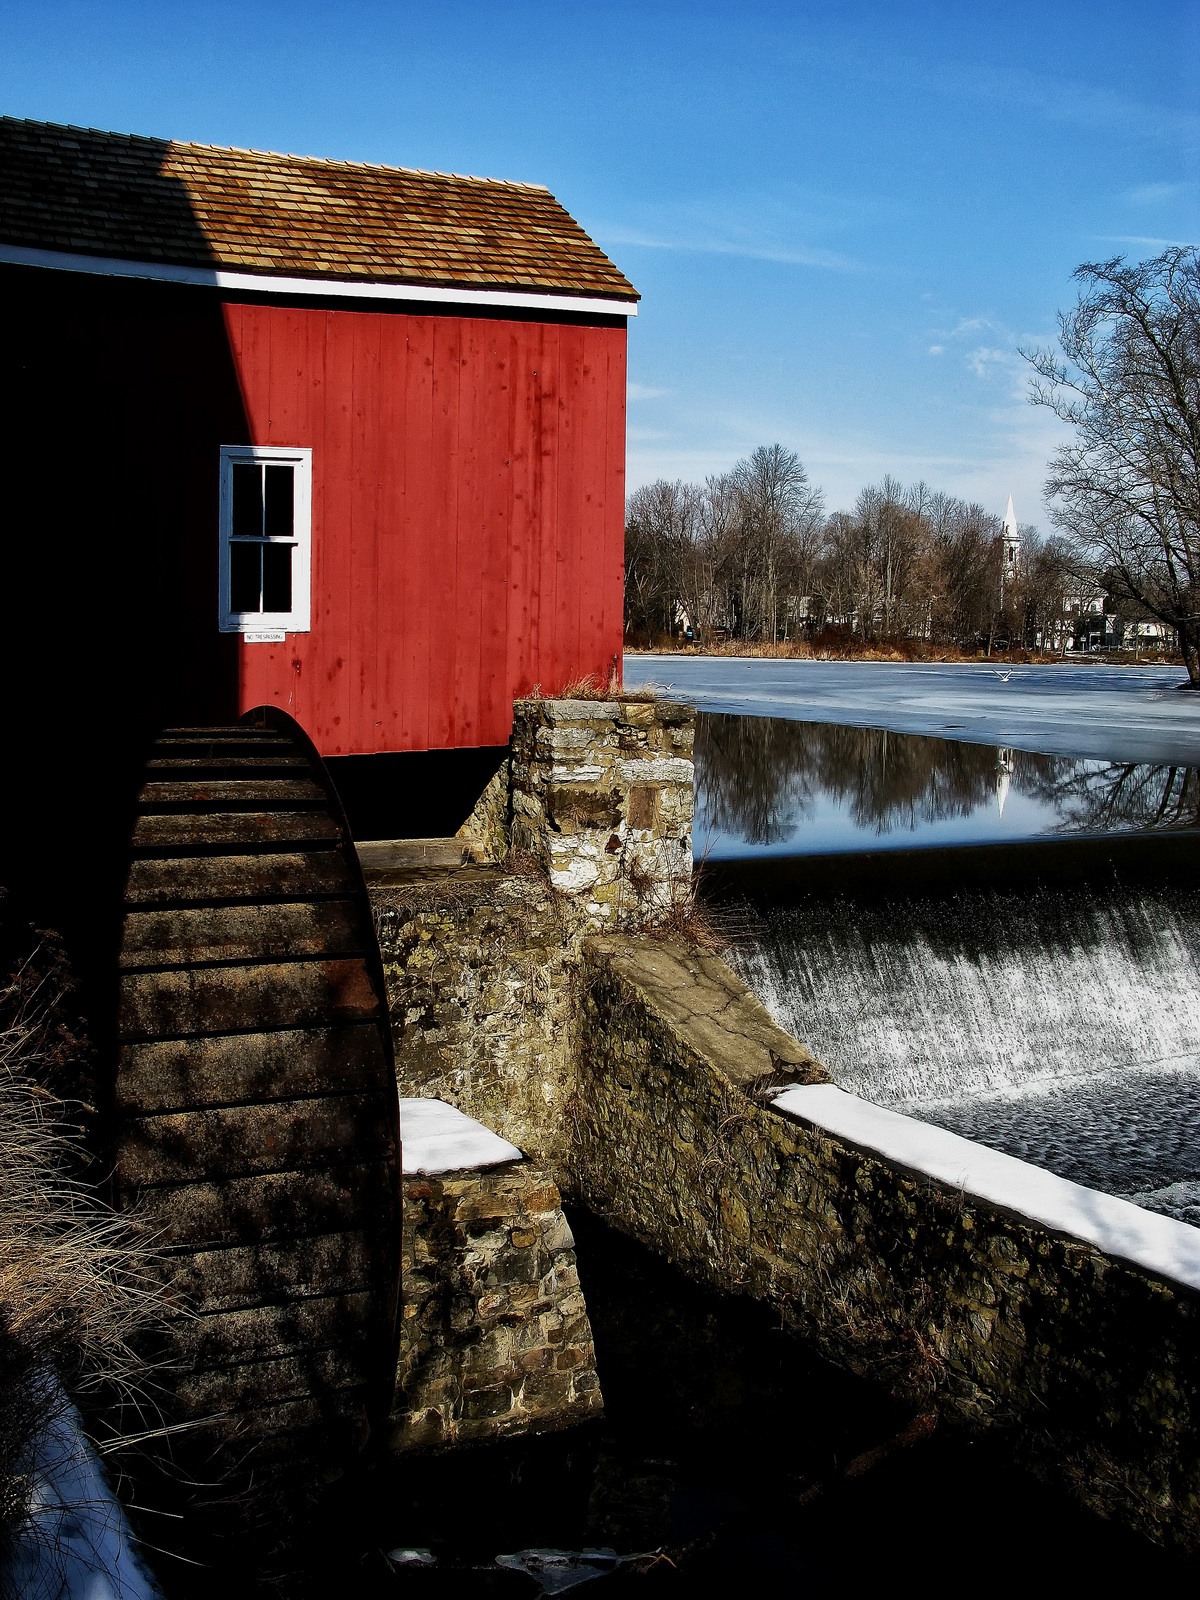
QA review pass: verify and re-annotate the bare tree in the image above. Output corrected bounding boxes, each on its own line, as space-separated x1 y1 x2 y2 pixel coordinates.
624 479 704 641
1025 248 1200 681
726 445 825 641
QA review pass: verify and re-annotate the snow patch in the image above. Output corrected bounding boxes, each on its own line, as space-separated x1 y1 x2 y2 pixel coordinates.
3 1382 159 1600
400 1098 523 1175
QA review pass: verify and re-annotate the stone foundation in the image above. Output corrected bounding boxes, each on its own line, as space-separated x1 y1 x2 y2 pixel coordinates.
367 706 1200 1551
391 1160 601 1451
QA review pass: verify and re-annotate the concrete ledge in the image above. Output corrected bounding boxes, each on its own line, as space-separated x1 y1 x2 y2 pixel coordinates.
774 1084 1200 1294
586 935 827 1091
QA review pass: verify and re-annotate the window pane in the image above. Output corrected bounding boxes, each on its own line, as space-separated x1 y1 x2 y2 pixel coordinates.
264 465 295 539
261 541 293 613
230 541 262 613
231 463 263 537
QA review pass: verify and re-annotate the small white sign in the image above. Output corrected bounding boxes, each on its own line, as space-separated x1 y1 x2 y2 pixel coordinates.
244 630 286 644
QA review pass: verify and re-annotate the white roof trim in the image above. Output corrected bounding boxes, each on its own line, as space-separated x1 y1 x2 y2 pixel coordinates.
773 1083 1200 1293
0 241 638 317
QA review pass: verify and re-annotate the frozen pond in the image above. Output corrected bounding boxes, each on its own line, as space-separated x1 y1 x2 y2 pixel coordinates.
624 657 1200 766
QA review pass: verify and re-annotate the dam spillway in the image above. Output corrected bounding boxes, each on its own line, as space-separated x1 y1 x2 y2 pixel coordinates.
730 879 1200 1220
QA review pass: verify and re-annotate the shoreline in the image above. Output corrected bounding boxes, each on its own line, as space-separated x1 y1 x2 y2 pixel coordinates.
624 644 1183 669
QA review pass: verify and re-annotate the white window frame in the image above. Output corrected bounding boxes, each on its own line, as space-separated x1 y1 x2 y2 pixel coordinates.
218 445 312 634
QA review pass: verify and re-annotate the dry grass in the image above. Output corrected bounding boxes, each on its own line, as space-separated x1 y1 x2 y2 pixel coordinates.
525 669 664 703
628 637 1042 664
634 855 764 954
0 934 165 1547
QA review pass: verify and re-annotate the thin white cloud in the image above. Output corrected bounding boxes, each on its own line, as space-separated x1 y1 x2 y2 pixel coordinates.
1124 182 1186 206
1094 234 1199 249
967 346 1022 381
596 224 862 273
627 382 672 402
928 345 944 356
789 43 1200 146
933 315 1004 341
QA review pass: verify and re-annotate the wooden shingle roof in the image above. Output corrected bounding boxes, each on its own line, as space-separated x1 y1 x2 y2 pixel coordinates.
0 117 638 304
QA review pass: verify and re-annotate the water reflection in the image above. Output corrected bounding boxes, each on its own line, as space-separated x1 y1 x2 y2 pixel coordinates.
695 713 1200 857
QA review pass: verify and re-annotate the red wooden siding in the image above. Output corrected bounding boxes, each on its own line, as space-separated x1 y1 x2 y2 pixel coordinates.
223 303 627 757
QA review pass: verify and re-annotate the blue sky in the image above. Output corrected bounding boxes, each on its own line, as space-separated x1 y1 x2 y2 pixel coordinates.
5 0 1198 527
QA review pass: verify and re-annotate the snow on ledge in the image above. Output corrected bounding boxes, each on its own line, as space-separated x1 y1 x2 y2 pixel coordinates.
401 1097 523 1175
772 1083 1200 1294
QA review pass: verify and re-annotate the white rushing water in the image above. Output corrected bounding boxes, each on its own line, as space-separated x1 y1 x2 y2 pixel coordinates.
732 885 1200 1214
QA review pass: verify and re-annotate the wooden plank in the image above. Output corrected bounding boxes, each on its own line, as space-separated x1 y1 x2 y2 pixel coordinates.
165 1230 377 1313
160 1292 378 1366
130 811 339 849
174 1391 370 1458
116 1092 397 1186
145 755 310 771
151 732 284 742
171 1348 369 1419
131 1164 395 1247
123 851 353 906
117 1025 388 1112
354 838 462 870
116 958 379 1039
119 899 363 969
136 779 326 808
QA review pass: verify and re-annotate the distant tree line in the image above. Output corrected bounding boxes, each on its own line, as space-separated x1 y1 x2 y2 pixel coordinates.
625 444 1088 652
629 246 1200 665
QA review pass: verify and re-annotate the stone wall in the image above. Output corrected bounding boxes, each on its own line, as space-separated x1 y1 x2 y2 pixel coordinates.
391 1162 601 1451
373 872 583 1170
509 698 694 929
572 935 1200 1553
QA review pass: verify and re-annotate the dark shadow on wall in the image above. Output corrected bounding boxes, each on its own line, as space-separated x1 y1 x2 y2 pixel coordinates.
325 748 509 840
0 133 252 1035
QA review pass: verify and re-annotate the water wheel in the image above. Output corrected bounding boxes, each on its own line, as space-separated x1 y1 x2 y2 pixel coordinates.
113 707 401 1476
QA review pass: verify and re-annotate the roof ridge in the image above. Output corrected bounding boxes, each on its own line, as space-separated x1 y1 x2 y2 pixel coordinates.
0 115 552 193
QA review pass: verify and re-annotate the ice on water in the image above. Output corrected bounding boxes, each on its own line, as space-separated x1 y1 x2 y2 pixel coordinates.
625 658 1200 766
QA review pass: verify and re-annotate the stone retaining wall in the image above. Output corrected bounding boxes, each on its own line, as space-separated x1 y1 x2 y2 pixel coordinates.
373 873 581 1170
391 1162 601 1451
572 935 1200 1553
510 698 694 929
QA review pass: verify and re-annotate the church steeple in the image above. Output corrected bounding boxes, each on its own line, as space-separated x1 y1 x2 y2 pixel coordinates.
1000 495 1020 603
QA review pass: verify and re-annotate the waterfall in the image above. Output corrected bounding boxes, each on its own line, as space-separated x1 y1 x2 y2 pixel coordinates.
730 882 1200 1220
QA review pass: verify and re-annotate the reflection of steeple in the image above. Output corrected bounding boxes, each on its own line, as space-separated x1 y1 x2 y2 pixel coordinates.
996 746 1014 818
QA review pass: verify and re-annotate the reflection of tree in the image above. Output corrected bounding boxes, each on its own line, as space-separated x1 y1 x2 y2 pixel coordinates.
1024 761 1200 832
694 715 820 844
697 715 1009 844
695 713 1200 846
